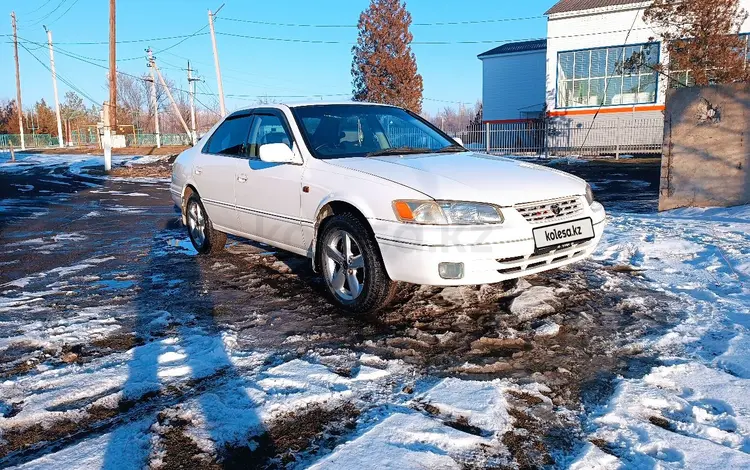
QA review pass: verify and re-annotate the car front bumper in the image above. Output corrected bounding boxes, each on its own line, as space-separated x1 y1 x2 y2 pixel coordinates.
372 201 606 286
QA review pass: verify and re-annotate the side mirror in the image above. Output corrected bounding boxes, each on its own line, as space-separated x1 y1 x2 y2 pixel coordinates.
453 137 464 147
259 143 296 163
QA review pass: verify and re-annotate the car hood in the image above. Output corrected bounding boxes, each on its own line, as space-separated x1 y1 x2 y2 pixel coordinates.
324 152 586 206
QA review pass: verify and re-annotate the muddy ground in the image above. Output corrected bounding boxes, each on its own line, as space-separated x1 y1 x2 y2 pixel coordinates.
0 155 671 468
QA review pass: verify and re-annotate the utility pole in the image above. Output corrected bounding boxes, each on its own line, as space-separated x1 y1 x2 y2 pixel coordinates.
108 0 117 131
152 59 192 138
187 61 199 145
208 6 226 116
146 48 161 148
11 12 25 151
45 27 65 148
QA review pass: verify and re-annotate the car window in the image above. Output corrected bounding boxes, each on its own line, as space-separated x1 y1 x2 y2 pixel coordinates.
292 104 456 159
205 115 253 156
246 114 293 158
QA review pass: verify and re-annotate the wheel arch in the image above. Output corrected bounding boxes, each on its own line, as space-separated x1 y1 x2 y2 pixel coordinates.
180 184 199 225
311 199 376 272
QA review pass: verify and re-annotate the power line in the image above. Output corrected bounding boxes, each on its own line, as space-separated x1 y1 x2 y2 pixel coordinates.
18 40 100 105
16 38 471 108
153 24 209 54
50 32 210 45
23 0 55 16
219 15 543 28
20 0 68 27
17 37 145 62
214 26 656 46
46 0 82 26
578 8 642 152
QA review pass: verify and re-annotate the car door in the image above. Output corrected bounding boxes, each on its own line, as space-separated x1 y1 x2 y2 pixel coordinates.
234 110 305 251
193 112 254 232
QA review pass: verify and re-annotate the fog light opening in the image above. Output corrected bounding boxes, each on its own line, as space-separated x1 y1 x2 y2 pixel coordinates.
438 262 464 280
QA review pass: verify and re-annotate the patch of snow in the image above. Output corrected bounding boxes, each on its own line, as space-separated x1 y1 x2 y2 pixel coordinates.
510 285 558 320
534 322 561 338
581 204 750 467
417 378 513 434
585 363 750 468
308 412 498 470
9 417 155 470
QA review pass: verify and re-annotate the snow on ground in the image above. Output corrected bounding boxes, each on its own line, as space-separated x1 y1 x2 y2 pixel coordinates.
0 153 132 174
1 154 749 468
572 204 750 468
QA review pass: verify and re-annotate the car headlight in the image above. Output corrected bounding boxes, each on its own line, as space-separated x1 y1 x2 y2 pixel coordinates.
585 183 595 205
392 200 504 225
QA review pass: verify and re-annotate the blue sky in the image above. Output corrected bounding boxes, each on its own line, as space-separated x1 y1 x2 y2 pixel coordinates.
2 0 553 114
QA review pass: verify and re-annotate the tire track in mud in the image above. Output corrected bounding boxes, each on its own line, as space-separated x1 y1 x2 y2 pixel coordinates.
0 157 677 468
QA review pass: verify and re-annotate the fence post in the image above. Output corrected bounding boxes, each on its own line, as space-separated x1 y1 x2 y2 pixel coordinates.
486 122 490 153
615 118 622 160
10 145 15 162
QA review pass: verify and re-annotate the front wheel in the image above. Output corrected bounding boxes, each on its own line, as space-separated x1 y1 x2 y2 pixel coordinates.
186 193 226 254
319 213 398 313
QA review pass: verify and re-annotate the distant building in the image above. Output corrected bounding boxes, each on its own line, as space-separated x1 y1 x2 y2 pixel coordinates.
479 0 750 125
478 39 547 123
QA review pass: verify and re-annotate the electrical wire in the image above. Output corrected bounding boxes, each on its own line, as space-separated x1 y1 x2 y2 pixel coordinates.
17 37 471 105
219 15 543 28
214 26 655 46
18 40 100 105
153 24 209 55
20 0 68 28
23 0 55 16
577 8 642 153
52 32 210 45
46 0 81 26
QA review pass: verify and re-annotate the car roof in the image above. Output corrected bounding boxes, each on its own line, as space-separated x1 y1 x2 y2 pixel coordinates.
229 101 398 114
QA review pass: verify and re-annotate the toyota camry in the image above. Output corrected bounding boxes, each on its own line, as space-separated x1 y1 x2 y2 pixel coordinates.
170 102 606 313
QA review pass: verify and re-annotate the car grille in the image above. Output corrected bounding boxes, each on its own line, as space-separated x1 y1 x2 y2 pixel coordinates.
514 196 583 224
496 239 591 275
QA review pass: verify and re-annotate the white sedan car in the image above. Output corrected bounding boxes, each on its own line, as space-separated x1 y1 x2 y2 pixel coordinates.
170 102 605 313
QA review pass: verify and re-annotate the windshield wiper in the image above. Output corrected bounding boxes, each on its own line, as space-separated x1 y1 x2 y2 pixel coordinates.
434 144 466 153
365 147 431 157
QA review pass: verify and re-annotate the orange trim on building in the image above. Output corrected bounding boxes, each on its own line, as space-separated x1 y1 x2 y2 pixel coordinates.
548 105 665 116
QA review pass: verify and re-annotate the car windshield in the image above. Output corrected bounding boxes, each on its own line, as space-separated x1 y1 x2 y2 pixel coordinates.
291 104 462 159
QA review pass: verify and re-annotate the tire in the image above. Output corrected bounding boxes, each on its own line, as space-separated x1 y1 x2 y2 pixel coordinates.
318 213 398 313
185 193 226 255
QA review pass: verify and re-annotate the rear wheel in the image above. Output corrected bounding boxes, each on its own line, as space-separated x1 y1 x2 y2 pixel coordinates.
319 213 397 313
186 193 226 254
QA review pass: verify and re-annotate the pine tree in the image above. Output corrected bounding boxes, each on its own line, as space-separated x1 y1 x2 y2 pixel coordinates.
644 0 749 86
351 0 423 113
33 99 58 136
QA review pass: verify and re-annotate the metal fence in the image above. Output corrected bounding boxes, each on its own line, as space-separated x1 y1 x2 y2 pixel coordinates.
450 118 664 157
70 129 99 146
125 133 192 147
0 134 60 148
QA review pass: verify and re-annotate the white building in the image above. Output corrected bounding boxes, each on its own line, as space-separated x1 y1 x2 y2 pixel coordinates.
480 0 750 126
478 40 547 123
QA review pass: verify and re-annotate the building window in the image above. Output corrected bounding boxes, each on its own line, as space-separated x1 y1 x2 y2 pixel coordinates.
557 43 659 108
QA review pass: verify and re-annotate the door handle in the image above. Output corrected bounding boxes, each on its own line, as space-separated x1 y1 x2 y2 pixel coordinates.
194 166 203 175
237 174 248 183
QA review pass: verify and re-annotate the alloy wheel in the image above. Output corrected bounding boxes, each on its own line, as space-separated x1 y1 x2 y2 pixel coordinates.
187 200 206 248
322 229 365 301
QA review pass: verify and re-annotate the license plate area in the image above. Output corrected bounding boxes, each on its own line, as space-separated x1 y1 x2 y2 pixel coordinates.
532 218 594 250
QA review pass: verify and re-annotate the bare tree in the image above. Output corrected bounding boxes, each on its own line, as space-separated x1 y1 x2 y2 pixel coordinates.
644 0 749 85
423 100 482 134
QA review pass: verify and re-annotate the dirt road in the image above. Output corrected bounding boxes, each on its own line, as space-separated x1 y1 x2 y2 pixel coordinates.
0 155 677 469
